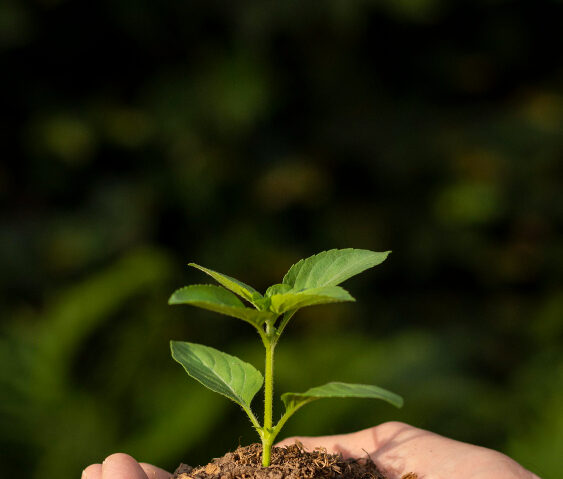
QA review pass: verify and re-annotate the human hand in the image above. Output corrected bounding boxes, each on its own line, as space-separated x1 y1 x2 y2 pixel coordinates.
277 421 540 479
82 453 171 479
82 422 540 479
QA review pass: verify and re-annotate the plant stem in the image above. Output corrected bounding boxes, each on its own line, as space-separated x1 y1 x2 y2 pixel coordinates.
261 435 273 468
261 322 275 467
264 341 274 432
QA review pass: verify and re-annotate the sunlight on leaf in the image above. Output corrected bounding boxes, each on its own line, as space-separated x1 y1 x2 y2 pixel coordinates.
189 263 263 305
283 249 390 290
269 286 355 315
282 381 403 413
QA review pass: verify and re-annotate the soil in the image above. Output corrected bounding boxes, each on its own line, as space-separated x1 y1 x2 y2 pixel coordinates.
172 443 417 479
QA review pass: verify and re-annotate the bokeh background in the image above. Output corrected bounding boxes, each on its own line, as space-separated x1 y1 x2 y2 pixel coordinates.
1 0 562 478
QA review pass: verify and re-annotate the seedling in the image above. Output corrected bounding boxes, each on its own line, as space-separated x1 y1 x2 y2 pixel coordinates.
169 248 403 467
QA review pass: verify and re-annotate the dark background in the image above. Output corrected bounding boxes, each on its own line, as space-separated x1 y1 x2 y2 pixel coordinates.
1 1 562 478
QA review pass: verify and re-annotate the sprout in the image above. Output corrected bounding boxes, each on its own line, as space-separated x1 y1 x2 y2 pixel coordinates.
169 248 403 467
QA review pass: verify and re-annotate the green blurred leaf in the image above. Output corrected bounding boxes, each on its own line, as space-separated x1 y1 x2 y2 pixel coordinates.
33 248 172 395
269 286 355 315
189 262 263 305
169 284 275 327
283 249 390 290
170 341 263 411
39 115 96 164
434 182 502 225
120 381 228 466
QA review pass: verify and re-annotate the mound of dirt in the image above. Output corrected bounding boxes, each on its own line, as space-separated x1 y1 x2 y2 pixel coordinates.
173 443 416 479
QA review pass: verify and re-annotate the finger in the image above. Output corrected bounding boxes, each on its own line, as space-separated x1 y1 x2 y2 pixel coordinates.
82 463 102 479
140 463 172 479
102 453 148 479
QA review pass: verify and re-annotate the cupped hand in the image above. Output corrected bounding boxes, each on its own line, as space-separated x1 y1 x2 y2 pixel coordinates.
82 453 171 479
82 422 540 479
277 421 540 479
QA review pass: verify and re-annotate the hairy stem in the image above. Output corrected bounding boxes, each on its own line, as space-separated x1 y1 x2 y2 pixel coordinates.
264 342 274 432
242 406 263 434
261 322 276 467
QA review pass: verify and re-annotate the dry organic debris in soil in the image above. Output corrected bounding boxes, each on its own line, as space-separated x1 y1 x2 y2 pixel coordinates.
173 443 417 479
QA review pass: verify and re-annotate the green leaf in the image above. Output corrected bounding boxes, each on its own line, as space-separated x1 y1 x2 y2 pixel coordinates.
265 283 293 297
168 284 276 327
253 296 272 311
189 263 263 305
171 341 264 410
269 286 355 315
282 381 403 413
283 249 391 290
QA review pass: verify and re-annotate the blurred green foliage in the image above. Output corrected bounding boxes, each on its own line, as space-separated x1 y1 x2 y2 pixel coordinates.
1 0 562 478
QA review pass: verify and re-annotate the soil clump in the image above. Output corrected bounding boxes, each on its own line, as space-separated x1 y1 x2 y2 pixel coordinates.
173 443 416 479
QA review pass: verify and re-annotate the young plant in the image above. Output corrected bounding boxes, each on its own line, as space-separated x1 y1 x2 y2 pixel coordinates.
169 248 403 467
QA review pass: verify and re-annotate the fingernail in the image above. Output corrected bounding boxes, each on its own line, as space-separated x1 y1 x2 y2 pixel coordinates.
82 470 87 479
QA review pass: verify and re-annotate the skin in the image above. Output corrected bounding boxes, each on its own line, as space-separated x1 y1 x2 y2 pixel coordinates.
82 454 171 479
82 422 540 479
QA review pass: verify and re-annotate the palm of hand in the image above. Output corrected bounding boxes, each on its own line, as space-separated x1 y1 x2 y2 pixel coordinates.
277 422 540 479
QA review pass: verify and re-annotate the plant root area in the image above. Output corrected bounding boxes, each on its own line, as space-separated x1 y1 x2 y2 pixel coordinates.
173 443 417 479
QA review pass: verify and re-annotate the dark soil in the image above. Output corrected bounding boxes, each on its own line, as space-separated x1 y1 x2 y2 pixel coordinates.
173 443 417 479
